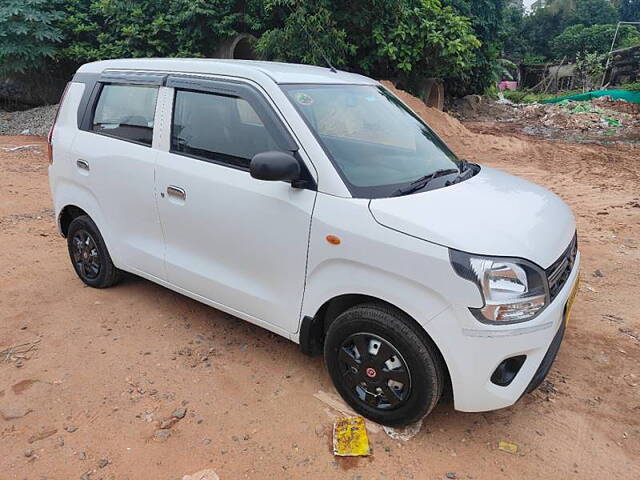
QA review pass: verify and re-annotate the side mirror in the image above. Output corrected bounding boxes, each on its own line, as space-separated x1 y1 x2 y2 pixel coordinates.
250 151 301 182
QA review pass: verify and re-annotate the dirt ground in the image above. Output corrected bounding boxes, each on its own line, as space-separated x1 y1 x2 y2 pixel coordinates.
1 88 639 479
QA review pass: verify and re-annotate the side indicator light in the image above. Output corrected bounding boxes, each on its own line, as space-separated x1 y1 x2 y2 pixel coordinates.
326 235 341 245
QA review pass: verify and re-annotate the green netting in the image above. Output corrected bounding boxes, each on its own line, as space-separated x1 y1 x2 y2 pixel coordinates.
541 90 640 104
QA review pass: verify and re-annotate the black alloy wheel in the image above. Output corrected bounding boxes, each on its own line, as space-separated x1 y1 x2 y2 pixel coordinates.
338 333 411 410
71 229 101 280
66 215 121 288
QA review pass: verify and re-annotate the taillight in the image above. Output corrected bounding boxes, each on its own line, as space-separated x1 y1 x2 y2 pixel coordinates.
48 82 71 165
47 136 54 164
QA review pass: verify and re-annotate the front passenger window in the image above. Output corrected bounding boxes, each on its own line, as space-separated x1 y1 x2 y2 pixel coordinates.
92 84 158 146
171 90 279 169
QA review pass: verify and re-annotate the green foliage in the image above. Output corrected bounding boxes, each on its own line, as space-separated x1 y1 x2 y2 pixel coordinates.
484 83 500 98
0 0 498 98
621 80 640 91
551 24 640 58
254 0 355 67
504 0 634 63
501 4 529 61
540 0 576 17
574 51 607 90
0 0 63 75
444 0 506 96
570 0 618 26
520 5 571 60
256 0 481 91
501 90 550 103
60 0 264 63
502 88 584 103
617 0 640 21
371 0 481 80
523 53 547 65
492 58 517 81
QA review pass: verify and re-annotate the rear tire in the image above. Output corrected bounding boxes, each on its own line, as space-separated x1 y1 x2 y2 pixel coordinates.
67 215 121 288
324 303 444 427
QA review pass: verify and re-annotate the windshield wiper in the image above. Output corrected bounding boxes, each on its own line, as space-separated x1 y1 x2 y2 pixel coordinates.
392 169 459 197
446 159 475 186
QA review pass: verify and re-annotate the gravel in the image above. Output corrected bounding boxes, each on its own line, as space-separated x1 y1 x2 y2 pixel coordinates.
0 104 58 137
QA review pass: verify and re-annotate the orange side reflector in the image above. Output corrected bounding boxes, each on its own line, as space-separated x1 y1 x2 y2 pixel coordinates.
326 235 341 245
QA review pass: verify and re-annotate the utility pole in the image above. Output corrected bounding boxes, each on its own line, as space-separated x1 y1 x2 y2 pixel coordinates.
600 21 640 88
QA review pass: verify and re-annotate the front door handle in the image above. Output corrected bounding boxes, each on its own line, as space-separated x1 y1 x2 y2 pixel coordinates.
166 185 186 200
76 159 90 171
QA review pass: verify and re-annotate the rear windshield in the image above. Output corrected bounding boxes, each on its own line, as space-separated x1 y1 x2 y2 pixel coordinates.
282 84 459 198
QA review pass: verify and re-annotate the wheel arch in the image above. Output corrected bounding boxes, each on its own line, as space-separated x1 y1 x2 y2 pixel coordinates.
58 204 89 237
299 293 452 398
53 181 117 259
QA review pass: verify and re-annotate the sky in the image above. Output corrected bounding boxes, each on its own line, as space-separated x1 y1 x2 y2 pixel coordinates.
523 0 537 9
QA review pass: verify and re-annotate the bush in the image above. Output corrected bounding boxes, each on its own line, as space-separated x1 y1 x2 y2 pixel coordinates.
622 80 640 92
575 51 607 91
501 89 583 104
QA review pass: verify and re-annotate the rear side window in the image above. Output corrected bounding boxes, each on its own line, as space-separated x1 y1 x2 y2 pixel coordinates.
92 84 158 146
171 90 279 169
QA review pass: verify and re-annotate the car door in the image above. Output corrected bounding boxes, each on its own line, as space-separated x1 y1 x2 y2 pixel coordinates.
72 74 166 278
155 76 317 334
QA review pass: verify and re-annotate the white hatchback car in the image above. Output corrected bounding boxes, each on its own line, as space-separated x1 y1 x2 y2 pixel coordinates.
48 59 580 426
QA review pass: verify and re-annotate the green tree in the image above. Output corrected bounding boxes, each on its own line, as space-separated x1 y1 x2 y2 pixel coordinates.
443 0 506 95
0 0 63 75
617 0 640 21
163 0 265 57
570 0 619 26
254 0 355 68
256 0 481 92
505 0 632 63
521 6 570 60
501 4 529 61
60 0 264 64
574 51 607 90
550 23 640 58
372 0 481 80
0 0 494 97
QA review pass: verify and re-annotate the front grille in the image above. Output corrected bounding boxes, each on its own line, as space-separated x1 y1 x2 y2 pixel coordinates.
546 233 578 301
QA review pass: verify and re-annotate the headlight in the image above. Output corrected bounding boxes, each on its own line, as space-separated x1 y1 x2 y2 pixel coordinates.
449 249 549 324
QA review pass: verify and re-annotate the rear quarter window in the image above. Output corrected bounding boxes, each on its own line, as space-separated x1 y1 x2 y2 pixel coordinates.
92 84 158 146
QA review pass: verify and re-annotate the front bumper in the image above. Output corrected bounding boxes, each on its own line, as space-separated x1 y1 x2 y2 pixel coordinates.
524 314 566 394
426 252 580 412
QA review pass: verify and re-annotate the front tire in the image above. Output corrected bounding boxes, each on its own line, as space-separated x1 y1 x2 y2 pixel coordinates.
324 303 444 427
67 215 121 288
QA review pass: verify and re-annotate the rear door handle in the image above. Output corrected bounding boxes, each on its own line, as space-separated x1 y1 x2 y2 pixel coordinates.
76 159 90 171
166 185 186 200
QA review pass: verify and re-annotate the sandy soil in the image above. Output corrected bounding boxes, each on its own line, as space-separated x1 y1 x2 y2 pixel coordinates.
1 89 639 480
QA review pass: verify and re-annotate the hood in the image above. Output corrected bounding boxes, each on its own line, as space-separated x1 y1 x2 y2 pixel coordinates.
369 166 576 268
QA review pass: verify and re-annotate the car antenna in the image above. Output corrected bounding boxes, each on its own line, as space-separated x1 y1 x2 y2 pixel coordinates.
286 4 337 73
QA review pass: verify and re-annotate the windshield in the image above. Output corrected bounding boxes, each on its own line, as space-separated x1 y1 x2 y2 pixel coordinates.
282 84 460 198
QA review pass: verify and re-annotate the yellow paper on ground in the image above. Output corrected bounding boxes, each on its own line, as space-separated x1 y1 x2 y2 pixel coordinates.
498 440 519 454
333 416 371 456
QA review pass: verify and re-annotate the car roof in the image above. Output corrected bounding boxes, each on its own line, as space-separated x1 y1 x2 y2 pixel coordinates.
76 58 377 86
